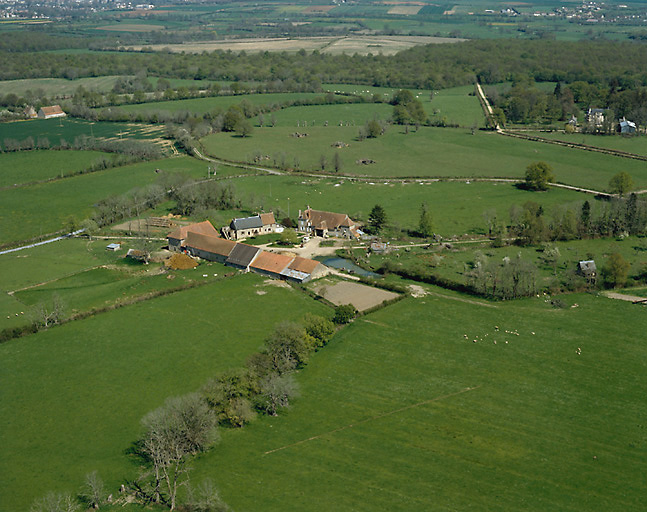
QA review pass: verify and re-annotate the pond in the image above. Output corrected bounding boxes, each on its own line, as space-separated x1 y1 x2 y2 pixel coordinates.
320 257 380 278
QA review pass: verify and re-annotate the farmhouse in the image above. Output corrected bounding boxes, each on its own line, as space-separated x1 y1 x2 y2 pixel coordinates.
222 212 282 240
586 108 605 127
24 106 37 119
167 220 219 252
225 243 261 271
297 207 359 239
37 105 66 119
185 232 236 263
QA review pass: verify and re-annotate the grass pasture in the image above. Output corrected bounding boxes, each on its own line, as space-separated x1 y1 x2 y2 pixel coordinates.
0 118 165 149
113 92 345 116
0 273 330 512
526 131 647 158
0 156 210 246
0 76 126 97
222 175 589 237
192 289 647 511
202 125 647 189
0 150 110 188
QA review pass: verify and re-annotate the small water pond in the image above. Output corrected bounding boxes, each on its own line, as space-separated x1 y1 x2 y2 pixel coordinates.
320 257 380 278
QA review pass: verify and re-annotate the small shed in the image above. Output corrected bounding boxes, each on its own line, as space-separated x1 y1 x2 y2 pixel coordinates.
106 243 121 251
577 260 597 282
619 117 637 135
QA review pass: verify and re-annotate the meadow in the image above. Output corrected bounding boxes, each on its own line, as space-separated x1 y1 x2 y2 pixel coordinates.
0 150 110 187
0 272 331 512
525 131 647 158
0 155 210 246
190 287 647 511
0 76 125 96
221 175 589 237
112 92 347 115
201 124 647 190
0 118 165 148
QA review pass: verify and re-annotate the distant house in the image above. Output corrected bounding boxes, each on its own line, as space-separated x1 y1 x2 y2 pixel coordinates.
24 106 37 119
37 105 66 120
619 117 637 134
185 232 236 263
250 251 295 279
281 256 328 283
221 212 281 240
225 243 261 271
567 115 578 127
577 260 597 283
106 243 121 251
586 108 605 127
167 220 219 252
297 207 359 239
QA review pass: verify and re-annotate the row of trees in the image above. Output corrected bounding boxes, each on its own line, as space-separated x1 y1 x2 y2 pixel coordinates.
4 39 647 91
134 315 335 509
31 313 339 511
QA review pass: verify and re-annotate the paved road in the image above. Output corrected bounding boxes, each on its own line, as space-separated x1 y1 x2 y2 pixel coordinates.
0 229 85 256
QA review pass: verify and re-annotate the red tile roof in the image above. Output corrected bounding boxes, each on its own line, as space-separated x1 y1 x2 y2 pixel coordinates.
300 208 354 230
288 256 321 274
259 212 276 225
168 220 219 241
185 232 235 257
251 251 295 274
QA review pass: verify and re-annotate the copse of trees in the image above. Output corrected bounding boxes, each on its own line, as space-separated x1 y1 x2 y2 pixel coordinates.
523 161 554 191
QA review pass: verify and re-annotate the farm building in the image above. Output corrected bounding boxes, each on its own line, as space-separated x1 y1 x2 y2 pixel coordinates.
106 243 121 251
281 256 328 283
297 207 359 239
24 106 37 119
250 251 296 279
619 117 637 134
221 212 282 240
185 232 236 263
225 243 261 271
37 105 66 119
577 260 597 283
586 108 605 127
167 220 219 252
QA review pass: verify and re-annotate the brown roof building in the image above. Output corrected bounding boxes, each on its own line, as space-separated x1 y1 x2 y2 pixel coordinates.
297 207 358 239
185 232 236 263
167 220 219 251
37 105 66 119
250 251 295 278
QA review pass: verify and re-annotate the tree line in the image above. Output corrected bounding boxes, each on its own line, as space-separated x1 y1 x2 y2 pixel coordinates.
3 39 647 91
30 314 338 511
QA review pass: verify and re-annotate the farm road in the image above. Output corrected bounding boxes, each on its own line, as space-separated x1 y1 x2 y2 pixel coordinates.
604 290 647 303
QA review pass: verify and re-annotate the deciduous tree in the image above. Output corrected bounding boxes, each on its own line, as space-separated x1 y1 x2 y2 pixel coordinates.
524 161 554 191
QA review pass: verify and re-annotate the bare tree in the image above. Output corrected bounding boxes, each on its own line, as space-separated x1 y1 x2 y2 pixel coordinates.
79 471 107 509
30 492 80 512
256 373 299 416
184 479 231 512
139 393 219 511
32 294 65 329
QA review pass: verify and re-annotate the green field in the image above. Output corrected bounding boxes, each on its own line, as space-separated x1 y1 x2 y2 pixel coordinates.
0 118 164 148
111 92 347 115
0 155 209 246
0 150 110 187
223 175 589 237
526 131 647 158
189 288 646 510
0 76 126 96
202 125 647 189
0 272 330 512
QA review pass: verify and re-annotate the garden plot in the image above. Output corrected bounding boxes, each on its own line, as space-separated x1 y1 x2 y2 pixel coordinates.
313 279 399 311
